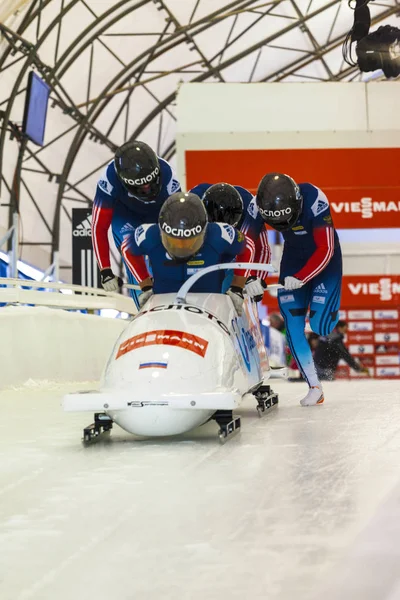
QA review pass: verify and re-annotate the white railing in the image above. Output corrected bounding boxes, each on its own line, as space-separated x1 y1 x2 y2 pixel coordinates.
0 277 139 315
40 251 60 282
0 213 19 278
0 262 281 317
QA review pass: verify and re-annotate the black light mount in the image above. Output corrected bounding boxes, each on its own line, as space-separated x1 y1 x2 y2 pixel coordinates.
343 0 400 78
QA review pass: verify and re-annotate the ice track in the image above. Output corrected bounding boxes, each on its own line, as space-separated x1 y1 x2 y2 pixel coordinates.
1 380 400 600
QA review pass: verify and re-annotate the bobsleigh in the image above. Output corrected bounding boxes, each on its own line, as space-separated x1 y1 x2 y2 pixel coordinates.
63 263 280 442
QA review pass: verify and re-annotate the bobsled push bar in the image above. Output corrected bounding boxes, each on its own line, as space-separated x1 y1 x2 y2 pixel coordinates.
123 263 283 297
175 262 280 304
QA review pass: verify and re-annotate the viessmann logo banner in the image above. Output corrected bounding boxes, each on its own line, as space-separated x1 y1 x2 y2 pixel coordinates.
261 276 400 309
185 148 400 229
330 198 400 229
342 276 400 307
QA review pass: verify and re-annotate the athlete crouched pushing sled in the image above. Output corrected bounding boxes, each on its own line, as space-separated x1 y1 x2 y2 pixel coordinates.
191 182 271 294
256 173 343 406
121 192 251 314
92 140 180 307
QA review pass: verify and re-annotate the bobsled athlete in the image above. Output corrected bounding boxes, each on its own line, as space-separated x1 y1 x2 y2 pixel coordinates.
190 182 271 294
255 173 343 406
190 182 250 228
121 192 251 315
91 140 180 306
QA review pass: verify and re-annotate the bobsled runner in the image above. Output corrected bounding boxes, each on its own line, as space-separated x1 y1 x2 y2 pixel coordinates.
63 262 279 443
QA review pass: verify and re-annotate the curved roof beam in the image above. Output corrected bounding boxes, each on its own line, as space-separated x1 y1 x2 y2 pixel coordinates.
0 0 81 191
0 0 53 70
54 1 344 253
53 0 258 248
124 0 341 149
3 0 395 261
127 0 398 163
51 0 152 80
262 4 399 81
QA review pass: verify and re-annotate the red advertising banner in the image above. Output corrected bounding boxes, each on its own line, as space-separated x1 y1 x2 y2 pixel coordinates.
185 148 400 229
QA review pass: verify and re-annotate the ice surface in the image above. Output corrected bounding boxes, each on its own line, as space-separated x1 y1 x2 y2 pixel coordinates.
1 379 400 600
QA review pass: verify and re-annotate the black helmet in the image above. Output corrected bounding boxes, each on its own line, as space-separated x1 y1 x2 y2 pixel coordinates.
114 140 161 202
159 192 208 260
202 183 244 227
256 173 303 231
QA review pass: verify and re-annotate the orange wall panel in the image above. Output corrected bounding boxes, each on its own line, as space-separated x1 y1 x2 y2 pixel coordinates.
186 148 400 229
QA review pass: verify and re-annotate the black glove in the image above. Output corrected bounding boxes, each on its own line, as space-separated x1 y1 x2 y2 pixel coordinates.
245 276 267 302
100 268 123 292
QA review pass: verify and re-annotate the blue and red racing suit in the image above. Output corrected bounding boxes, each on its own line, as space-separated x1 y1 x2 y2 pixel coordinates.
91 157 180 305
189 183 253 229
244 182 342 386
189 182 271 288
121 222 247 294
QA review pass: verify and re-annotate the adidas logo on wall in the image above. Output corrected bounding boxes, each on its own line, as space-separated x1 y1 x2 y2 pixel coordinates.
73 214 92 237
314 283 327 294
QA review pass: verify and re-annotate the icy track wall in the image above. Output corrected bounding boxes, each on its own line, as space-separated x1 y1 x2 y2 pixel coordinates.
0 306 127 389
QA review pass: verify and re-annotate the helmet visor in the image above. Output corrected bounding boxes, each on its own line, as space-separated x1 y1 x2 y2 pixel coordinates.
270 211 299 231
125 176 162 202
259 196 303 231
161 231 205 260
211 205 242 227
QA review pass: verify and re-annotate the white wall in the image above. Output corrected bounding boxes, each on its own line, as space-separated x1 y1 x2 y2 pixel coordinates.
0 306 127 389
176 82 400 156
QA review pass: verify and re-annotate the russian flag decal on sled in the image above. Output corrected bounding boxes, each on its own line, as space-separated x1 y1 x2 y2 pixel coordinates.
139 362 168 370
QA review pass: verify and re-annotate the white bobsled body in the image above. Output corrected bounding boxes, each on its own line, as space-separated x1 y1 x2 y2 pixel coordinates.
63 292 271 437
